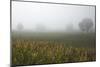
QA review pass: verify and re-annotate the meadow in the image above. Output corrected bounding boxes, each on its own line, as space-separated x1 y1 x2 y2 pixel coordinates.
12 32 96 65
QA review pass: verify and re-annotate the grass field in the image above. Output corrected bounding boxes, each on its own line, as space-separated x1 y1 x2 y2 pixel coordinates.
12 32 96 65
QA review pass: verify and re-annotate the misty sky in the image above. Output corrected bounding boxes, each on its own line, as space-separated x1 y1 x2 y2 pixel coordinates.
12 1 95 32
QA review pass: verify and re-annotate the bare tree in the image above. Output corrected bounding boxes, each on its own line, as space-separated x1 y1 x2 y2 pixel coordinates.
79 18 93 32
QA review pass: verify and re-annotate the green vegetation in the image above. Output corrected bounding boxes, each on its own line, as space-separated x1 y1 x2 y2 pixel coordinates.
12 32 96 65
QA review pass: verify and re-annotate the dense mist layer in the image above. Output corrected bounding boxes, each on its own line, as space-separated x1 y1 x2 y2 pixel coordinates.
12 1 95 32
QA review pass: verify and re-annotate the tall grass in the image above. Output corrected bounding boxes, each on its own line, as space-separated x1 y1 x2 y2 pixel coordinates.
12 39 96 65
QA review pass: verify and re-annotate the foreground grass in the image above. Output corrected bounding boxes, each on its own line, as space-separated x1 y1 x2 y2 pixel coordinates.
12 39 96 65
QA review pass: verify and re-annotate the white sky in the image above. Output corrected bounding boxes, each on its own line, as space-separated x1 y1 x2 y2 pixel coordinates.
12 1 95 31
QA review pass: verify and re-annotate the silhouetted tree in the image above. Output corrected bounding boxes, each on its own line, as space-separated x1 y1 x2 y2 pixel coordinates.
79 18 93 32
17 23 24 31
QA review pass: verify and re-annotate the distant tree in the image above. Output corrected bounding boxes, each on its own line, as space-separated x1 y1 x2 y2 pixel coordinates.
17 23 24 31
12 0 21 1
36 24 46 32
79 18 93 32
66 23 74 32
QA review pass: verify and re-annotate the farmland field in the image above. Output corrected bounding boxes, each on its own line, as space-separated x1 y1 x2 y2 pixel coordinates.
12 32 96 66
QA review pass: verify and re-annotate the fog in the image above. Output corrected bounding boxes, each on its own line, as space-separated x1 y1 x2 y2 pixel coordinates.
12 1 95 32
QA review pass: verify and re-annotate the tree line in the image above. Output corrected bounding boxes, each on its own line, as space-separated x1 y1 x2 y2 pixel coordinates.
16 18 94 33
